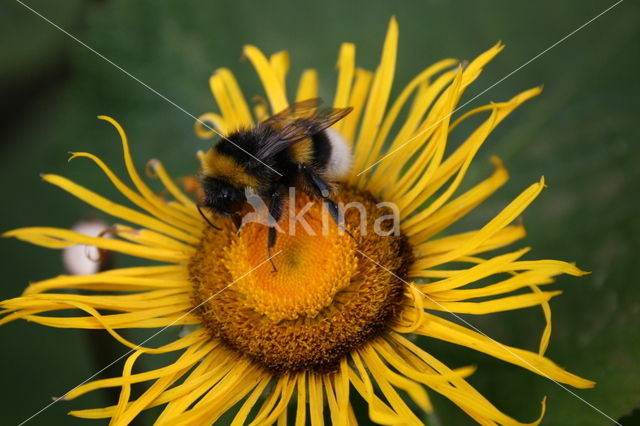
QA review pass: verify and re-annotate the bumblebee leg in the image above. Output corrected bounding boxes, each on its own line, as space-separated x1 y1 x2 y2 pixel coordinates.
299 165 354 239
324 198 355 239
197 204 222 231
232 213 242 235
267 187 284 272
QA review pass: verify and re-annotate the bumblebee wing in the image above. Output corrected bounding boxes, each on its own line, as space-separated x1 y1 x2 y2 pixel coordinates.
297 105 353 135
255 101 353 160
264 99 353 134
262 98 323 126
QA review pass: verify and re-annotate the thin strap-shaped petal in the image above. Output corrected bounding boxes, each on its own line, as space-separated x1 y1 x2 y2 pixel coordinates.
5 227 190 263
363 59 459 188
140 353 219 411
373 338 475 387
102 264 187 277
111 350 144 424
425 290 562 314
69 152 200 231
419 179 545 269
427 270 554 301
399 105 499 217
391 68 464 198
531 283 552 355
168 361 263 425
336 359 351 425
370 69 459 193
270 51 290 89
323 374 341 425
244 45 289 113
68 340 214 401
251 375 296 426
232 375 271 425
22 274 190 295
507 259 587 275
278 410 288 426
296 69 318 101
412 224 526 268
308 373 324 426
403 157 508 238
295 372 307 426
69 357 199 419
108 353 205 422
113 225 195 253
1 298 200 356
41 174 199 245
349 351 402 424
361 345 430 418
373 46 513 198
351 17 399 176
333 43 355 110
414 248 529 292
415 313 595 388
174 368 260 425
5 288 190 312
15 304 198 330
155 350 237 423
98 116 202 235
389 334 546 425
412 87 541 206
210 68 254 131
340 68 373 144
195 112 228 138
392 286 426 334
218 68 254 127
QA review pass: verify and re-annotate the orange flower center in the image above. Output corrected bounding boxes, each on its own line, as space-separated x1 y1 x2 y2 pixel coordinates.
190 186 413 373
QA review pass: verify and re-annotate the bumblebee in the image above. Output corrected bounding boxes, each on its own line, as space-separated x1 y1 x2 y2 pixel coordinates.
198 98 354 265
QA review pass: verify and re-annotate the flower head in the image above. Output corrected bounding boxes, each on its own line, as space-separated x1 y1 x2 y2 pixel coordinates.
1 18 593 425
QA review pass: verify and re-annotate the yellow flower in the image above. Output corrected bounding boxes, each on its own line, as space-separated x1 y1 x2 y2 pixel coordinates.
1 18 594 425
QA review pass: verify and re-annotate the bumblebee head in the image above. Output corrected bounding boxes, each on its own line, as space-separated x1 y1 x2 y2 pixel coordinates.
201 176 247 216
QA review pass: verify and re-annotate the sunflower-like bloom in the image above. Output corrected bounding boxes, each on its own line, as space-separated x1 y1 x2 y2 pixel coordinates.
1 18 593 425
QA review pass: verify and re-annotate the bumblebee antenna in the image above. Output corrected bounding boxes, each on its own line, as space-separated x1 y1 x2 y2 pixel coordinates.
197 204 222 231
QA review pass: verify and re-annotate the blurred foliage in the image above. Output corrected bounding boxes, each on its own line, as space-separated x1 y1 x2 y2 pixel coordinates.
0 0 638 425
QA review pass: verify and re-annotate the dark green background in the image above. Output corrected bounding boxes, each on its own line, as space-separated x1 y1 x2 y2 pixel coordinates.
1 0 638 425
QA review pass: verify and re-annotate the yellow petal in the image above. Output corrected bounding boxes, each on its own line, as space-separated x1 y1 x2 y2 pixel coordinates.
418 179 545 269
5 227 191 263
404 157 508 240
414 248 529 292
340 68 373 144
209 68 254 131
195 112 228 138
69 152 200 232
416 313 595 388
413 224 526 269
351 17 399 178
426 290 562 314
270 50 291 89
41 174 199 245
294 373 307 426
333 43 355 112
22 272 189 295
243 45 288 113
295 69 319 101
308 373 324 426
